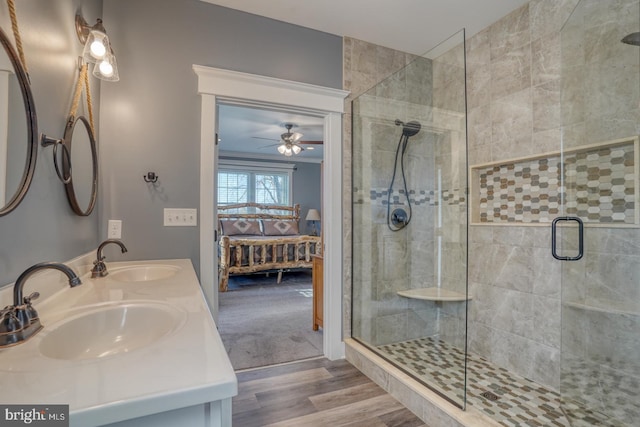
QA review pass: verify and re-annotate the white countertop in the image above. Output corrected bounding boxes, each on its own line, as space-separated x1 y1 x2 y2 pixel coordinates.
0 259 237 427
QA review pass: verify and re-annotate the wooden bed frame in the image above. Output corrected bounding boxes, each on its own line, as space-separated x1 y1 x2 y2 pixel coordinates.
217 203 322 292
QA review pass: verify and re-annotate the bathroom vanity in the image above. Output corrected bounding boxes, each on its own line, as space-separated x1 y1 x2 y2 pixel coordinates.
0 258 237 427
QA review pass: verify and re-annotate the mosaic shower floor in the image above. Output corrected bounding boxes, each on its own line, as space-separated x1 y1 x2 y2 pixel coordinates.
378 338 626 427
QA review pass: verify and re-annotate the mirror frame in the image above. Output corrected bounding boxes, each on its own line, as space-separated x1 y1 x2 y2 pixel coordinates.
62 115 97 216
0 27 38 217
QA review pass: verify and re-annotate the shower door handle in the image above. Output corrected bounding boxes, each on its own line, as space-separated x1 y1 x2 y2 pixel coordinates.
551 216 584 261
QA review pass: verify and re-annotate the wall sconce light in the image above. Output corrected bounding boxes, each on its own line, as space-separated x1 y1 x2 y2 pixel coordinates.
305 208 321 236
75 13 119 81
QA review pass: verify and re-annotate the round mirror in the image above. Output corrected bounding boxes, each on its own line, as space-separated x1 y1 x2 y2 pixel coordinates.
62 115 97 216
0 27 38 216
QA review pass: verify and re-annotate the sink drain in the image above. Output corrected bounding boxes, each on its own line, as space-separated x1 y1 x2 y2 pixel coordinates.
480 391 500 401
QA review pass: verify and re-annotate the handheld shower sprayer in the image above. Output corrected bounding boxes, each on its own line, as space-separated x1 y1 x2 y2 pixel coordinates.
387 119 422 231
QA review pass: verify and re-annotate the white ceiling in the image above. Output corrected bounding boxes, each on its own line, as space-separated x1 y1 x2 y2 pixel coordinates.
211 0 529 161
218 104 325 161
201 0 528 55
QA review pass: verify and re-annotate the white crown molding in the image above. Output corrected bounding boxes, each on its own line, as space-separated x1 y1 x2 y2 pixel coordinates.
193 65 349 113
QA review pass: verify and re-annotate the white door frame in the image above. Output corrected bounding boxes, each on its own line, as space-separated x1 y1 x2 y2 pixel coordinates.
193 65 349 360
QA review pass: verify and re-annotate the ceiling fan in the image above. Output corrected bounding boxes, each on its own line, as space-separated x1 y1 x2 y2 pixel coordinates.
254 123 323 156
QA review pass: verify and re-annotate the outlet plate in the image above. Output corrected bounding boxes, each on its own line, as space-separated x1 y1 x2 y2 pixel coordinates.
164 208 197 226
108 220 122 239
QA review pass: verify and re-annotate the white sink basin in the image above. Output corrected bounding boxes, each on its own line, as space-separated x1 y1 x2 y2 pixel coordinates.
39 302 184 360
109 265 181 282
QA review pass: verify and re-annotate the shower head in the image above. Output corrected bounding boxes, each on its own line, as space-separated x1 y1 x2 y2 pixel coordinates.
394 119 422 138
622 32 640 46
403 121 421 137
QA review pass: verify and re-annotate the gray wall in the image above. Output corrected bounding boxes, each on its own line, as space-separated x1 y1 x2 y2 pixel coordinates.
0 0 102 286
99 0 342 271
292 161 322 236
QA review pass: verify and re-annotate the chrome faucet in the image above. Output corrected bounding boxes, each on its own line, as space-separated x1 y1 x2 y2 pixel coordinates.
0 262 82 347
91 239 128 278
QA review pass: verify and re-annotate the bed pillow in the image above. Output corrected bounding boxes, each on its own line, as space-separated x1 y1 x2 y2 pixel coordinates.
220 219 262 236
262 220 299 236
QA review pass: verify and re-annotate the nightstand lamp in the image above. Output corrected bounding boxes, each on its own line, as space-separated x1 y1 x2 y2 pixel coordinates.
306 208 321 236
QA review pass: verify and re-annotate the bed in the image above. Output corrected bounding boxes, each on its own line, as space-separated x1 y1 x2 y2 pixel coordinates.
217 203 322 292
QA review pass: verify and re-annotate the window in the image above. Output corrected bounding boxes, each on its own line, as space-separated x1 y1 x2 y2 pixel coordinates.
217 160 293 207
218 171 249 205
254 173 289 205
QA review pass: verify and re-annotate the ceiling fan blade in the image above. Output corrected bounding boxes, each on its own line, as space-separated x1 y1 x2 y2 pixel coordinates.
299 140 323 145
258 143 281 149
251 136 279 141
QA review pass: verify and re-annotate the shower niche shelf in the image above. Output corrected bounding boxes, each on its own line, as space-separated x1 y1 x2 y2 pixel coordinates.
469 136 639 227
397 287 471 302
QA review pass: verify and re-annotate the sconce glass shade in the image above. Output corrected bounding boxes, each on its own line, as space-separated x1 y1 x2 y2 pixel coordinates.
93 50 119 82
76 14 119 82
82 29 109 63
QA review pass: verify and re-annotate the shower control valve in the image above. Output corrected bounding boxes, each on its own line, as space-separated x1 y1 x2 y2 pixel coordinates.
391 208 409 228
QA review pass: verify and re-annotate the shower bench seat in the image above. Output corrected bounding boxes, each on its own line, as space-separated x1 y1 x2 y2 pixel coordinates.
397 287 471 302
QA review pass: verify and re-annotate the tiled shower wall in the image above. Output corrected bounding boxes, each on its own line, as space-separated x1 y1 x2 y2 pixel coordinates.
349 38 467 349
466 0 580 390
467 0 639 392
350 56 438 346
559 2 640 422
345 0 640 394
343 38 417 339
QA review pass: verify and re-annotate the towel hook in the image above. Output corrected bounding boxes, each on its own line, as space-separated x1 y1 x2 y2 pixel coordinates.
143 172 158 183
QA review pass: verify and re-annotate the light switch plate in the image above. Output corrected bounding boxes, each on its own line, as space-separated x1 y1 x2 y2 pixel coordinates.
164 208 197 226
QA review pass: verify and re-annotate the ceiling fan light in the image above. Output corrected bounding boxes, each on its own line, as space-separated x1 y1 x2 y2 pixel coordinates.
292 144 302 154
277 144 286 154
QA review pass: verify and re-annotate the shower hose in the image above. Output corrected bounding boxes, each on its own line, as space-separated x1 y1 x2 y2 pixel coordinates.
386 132 412 231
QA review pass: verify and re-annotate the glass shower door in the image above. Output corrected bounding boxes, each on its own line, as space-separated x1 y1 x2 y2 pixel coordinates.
559 1 640 425
351 29 468 409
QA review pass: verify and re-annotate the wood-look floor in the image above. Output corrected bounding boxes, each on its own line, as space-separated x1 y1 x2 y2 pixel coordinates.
233 357 429 427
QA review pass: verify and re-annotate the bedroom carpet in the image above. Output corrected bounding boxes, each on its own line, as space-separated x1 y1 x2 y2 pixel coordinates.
217 271 323 371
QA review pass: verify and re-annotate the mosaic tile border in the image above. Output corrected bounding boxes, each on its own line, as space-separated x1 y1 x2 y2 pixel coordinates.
353 187 466 207
470 137 639 226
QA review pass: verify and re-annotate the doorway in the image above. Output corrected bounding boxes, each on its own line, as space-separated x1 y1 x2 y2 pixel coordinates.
216 103 325 369
193 65 349 360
